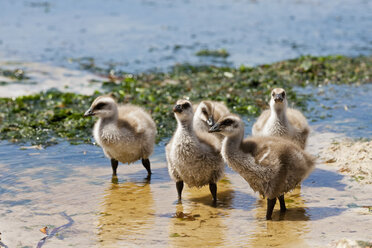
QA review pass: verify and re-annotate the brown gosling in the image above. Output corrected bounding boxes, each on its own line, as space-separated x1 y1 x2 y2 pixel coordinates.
252 88 309 149
209 114 315 220
166 99 225 203
193 100 231 142
84 96 157 178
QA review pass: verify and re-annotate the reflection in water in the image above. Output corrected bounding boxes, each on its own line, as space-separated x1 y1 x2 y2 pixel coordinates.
169 178 234 247
249 187 310 248
97 178 155 246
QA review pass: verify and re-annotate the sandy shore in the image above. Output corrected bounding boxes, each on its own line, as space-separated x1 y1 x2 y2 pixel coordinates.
318 139 372 185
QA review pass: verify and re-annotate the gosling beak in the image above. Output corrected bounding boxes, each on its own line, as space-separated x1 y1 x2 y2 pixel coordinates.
274 94 284 103
206 116 214 127
208 123 220 133
173 104 183 113
84 108 95 117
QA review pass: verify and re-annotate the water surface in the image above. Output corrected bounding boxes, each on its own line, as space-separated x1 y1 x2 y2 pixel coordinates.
0 84 371 247
1 0 371 71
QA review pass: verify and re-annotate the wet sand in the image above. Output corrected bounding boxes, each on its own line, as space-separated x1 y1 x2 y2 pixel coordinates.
0 130 371 247
0 61 103 97
319 139 372 184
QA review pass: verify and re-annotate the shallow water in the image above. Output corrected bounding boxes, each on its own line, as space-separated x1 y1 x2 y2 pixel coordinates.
1 0 371 71
297 83 372 138
0 134 371 247
0 84 372 247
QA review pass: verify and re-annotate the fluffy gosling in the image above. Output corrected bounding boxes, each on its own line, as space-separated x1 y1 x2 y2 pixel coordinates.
166 99 225 202
252 88 309 149
210 114 315 220
84 96 157 178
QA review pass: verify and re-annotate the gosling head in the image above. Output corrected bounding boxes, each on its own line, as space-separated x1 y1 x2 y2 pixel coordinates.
84 96 118 119
270 88 288 112
173 99 193 123
208 114 242 137
195 101 216 127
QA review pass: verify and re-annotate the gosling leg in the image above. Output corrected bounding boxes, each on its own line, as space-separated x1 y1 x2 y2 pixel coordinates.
176 181 184 200
141 158 152 178
111 175 119 184
278 195 287 212
209 182 217 203
111 159 118 176
266 198 277 220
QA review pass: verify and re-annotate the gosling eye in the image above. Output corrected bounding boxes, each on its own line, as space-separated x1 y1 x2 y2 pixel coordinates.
95 102 107 110
221 119 234 126
182 102 191 109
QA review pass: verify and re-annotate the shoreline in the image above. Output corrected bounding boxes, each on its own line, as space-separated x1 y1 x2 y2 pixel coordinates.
1 54 371 146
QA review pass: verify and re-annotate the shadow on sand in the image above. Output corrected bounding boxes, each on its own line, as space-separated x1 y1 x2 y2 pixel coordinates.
302 167 347 191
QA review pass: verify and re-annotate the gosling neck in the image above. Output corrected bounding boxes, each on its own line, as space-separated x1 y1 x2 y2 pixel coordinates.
176 117 194 134
100 107 119 125
270 102 288 124
223 126 245 151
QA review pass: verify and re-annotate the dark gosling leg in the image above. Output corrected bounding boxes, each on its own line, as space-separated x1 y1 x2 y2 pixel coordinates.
176 181 184 200
266 198 277 220
209 183 217 203
278 195 287 212
111 159 118 176
142 158 152 178
111 175 119 184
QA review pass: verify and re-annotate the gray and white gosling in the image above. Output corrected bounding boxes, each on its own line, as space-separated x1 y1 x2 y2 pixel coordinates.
252 88 309 149
193 100 230 142
166 99 225 203
84 96 157 178
209 114 314 220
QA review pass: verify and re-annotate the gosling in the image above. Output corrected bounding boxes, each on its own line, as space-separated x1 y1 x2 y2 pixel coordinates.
209 114 314 220
84 96 157 178
166 99 225 203
252 88 309 149
193 100 230 142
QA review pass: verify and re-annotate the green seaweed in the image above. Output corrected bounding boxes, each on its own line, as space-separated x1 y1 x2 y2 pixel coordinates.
0 90 96 146
0 55 371 146
169 233 181 237
0 68 29 80
357 240 372 248
195 49 230 58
